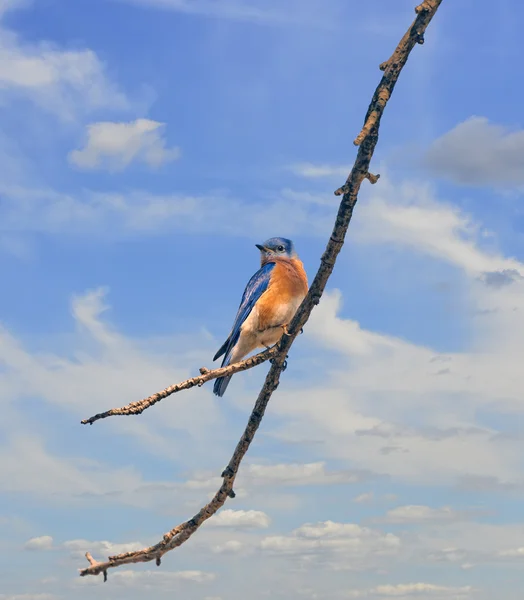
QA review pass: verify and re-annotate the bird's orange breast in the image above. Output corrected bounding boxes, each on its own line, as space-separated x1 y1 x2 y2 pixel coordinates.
256 258 308 330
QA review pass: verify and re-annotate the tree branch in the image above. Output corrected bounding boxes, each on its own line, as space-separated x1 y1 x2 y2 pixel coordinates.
79 0 444 579
81 345 279 425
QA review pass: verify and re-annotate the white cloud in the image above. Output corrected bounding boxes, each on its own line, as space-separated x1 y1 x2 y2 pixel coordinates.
260 520 400 570
6 173 506 255
0 433 149 501
499 547 524 557
347 583 474 598
23 535 53 551
105 569 215 587
0 185 331 239
380 505 478 524
352 176 520 275
0 16 129 119
424 116 524 186
243 461 369 486
211 540 245 554
0 287 224 504
353 492 374 504
1 173 511 274
185 461 371 493
0 0 29 18
266 276 524 486
207 509 270 529
64 539 143 559
68 119 180 172
287 162 350 178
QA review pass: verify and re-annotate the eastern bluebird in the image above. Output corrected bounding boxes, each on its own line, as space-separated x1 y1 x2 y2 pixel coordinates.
213 237 308 397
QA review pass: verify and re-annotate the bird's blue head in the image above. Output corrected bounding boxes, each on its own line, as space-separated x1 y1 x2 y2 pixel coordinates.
256 237 296 262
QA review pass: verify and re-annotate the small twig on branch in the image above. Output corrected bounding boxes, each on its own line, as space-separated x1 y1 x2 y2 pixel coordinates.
80 0 444 580
85 553 107 582
81 345 279 425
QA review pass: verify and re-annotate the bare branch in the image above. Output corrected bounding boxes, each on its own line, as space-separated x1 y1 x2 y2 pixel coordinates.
79 0 444 580
353 0 440 147
81 345 279 425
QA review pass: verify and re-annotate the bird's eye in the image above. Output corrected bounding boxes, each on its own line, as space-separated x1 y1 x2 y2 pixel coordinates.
277 245 285 252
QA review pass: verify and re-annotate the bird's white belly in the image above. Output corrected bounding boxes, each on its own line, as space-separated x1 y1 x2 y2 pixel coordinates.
241 294 305 348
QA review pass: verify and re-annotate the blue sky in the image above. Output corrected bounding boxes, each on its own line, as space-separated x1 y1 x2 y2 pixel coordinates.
1 0 524 599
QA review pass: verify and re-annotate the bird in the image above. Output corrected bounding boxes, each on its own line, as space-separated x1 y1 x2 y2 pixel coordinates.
212 237 308 397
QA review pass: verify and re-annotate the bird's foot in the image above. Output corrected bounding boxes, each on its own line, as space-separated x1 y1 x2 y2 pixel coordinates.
270 353 289 370
281 324 291 336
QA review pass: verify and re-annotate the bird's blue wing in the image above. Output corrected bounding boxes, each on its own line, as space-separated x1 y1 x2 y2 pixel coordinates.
213 262 275 363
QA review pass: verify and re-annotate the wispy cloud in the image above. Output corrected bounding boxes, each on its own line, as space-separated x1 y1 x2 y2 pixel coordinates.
378 505 484 524
0 22 129 120
346 582 474 598
287 162 350 179
260 520 400 571
69 119 180 171
115 0 339 29
206 509 270 529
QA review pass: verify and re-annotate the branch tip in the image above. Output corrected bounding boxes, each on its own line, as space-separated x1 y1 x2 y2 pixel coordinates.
85 552 94 565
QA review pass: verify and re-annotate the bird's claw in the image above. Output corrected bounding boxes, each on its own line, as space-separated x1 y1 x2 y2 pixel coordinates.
270 354 289 371
281 324 290 336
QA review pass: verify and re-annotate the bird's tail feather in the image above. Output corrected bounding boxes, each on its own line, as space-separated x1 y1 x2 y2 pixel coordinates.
213 374 232 397
213 344 235 397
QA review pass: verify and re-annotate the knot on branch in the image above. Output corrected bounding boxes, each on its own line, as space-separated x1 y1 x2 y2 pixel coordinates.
227 489 236 498
221 466 235 478
365 172 380 184
311 294 322 306
199 367 210 375
415 0 432 13
334 184 348 196
416 32 425 44
156 556 162 566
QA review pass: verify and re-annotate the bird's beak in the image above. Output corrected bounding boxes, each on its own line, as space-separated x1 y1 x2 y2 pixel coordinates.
255 244 267 252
